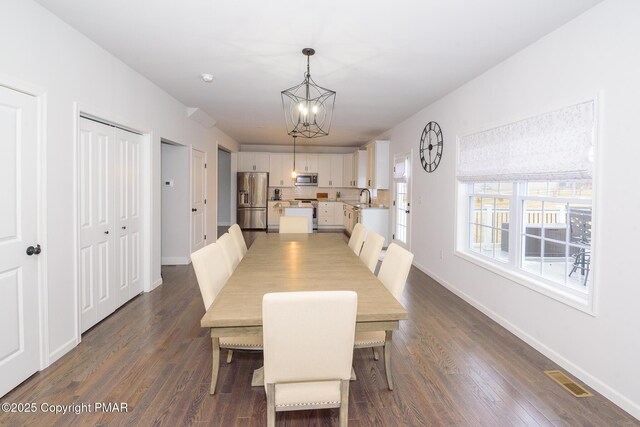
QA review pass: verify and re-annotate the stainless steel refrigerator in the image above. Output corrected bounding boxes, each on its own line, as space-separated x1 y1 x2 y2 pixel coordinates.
237 172 268 230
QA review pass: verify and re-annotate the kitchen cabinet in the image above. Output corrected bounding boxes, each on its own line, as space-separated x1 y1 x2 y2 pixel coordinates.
318 154 343 187
365 140 389 189
343 154 354 187
360 208 390 245
269 153 294 187
296 153 318 173
238 152 270 172
343 204 355 234
334 202 344 225
268 201 284 228
343 151 367 188
318 201 345 227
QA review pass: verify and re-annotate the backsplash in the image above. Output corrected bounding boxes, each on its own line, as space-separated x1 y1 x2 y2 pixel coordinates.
271 187 361 201
376 189 390 207
270 187 390 207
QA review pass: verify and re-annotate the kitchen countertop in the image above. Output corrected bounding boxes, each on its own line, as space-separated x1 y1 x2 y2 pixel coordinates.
269 199 388 209
273 201 313 208
341 200 389 209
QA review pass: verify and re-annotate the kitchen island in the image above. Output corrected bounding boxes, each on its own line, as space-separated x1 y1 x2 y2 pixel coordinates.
274 201 314 233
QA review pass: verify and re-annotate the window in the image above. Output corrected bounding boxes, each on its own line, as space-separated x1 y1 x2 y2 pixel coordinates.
456 101 595 309
465 181 592 293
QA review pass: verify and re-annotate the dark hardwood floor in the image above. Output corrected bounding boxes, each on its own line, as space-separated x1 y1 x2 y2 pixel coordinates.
1 230 637 426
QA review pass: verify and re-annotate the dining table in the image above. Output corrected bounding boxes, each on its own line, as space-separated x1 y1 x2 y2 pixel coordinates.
200 232 408 394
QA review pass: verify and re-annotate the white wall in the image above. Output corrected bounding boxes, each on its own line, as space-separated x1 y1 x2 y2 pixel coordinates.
0 0 237 364
387 0 640 418
161 143 190 264
217 149 232 226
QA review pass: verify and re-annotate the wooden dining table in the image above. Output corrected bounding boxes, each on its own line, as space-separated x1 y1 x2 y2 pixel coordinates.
200 232 408 394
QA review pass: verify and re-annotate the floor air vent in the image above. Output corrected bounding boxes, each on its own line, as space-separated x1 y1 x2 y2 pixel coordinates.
544 370 593 397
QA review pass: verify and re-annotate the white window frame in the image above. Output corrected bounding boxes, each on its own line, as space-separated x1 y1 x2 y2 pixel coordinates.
456 179 596 314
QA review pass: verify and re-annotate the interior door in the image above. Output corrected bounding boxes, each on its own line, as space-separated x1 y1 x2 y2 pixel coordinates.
392 152 411 250
79 118 116 331
0 86 40 397
114 128 143 305
192 149 206 252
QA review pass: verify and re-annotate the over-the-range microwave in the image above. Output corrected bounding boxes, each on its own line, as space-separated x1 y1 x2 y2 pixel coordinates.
294 173 318 186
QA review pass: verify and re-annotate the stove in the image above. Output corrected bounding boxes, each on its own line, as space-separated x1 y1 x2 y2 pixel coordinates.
294 198 318 230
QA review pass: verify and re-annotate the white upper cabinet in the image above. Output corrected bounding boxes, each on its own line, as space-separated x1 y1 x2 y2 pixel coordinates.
269 153 294 187
238 152 270 172
343 153 354 187
318 154 343 187
296 153 318 173
365 140 389 189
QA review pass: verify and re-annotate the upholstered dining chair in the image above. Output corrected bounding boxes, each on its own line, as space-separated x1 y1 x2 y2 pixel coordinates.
191 243 262 392
279 216 309 233
218 232 240 275
228 223 248 261
263 291 357 427
359 231 385 273
354 243 413 390
348 223 366 255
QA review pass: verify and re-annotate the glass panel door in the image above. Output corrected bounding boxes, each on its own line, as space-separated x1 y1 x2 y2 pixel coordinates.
393 153 411 249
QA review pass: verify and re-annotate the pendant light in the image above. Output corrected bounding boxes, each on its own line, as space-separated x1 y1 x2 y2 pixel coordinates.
281 48 336 139
291 135 298 179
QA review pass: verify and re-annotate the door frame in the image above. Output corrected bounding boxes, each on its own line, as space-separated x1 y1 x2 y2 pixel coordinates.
0 76 47 369
73 103 152 349
190 147 207 252
392 151 412 251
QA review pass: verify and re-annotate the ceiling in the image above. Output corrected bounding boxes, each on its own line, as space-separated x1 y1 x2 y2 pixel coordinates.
35 0 602 146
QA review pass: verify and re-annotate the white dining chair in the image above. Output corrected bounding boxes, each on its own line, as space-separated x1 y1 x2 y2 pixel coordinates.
228 223 248 261
279 216 309 233
218 232 240 274
354 243 413 390
348 223 366 255
191 243 262 393
191 242 230 309
359 231 385 273
263 291 357 427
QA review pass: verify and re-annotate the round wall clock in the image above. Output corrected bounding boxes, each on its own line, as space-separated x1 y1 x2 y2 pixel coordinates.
419 121 443 173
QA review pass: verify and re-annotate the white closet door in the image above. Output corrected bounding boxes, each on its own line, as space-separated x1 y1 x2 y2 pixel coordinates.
126 132 143 297
113 129 143 304
0 86 40 397
79 118 116 332
80 119 142 332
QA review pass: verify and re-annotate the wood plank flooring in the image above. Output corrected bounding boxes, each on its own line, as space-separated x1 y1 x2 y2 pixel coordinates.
1 231 637 426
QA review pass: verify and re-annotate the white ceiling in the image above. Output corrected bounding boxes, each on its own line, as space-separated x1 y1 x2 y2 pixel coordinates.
35 0 601 146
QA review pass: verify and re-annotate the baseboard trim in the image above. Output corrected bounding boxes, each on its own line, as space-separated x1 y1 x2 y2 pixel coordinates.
161 257 190 265
411 261 640 421
151 277 163 291
47 337 78 366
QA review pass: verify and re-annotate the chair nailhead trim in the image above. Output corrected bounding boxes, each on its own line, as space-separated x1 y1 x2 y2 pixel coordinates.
220 343 262 347
277 400 340 408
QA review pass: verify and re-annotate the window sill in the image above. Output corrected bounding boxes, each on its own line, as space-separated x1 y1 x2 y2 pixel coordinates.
454 250 595 316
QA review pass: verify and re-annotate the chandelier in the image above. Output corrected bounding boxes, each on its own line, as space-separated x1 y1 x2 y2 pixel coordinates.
281 48 336 139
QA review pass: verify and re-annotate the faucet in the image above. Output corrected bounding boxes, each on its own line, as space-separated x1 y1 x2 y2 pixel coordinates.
360 188 371 205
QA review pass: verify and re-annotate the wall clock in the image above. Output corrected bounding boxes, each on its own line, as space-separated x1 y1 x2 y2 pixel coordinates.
419 121 443 173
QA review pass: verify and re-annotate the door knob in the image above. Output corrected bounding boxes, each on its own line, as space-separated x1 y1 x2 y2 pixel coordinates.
192 208 197 212
26 244 41 256
122 226 127 230
104 230 109 234
405 210 410 214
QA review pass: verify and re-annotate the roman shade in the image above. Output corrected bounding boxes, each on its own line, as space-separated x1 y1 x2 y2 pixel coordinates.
457 100 595 182
393 158 407 182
